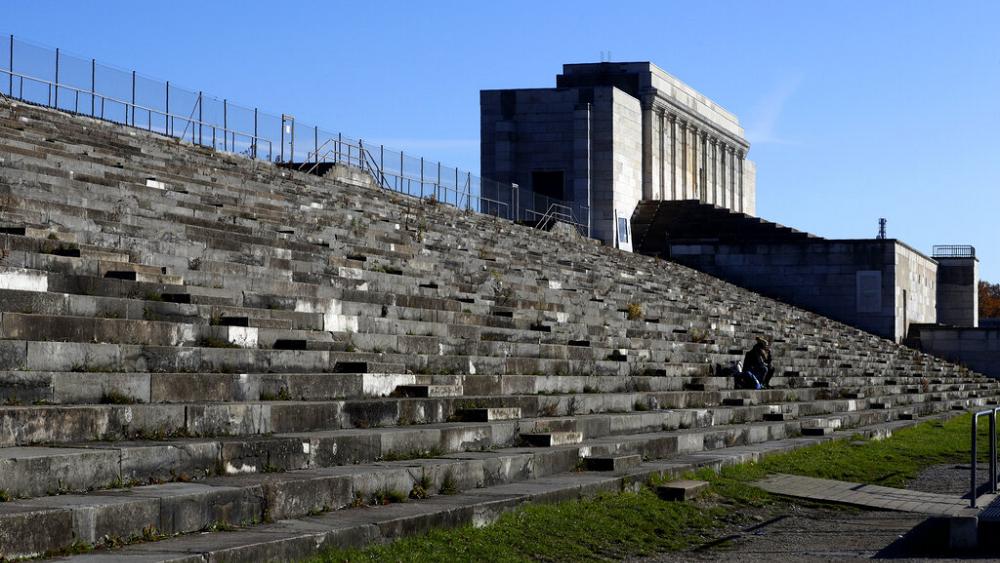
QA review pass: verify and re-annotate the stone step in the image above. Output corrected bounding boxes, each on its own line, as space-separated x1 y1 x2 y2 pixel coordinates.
456 407 522 422
583 454 642 473
393 384 464 398
520 432 584 447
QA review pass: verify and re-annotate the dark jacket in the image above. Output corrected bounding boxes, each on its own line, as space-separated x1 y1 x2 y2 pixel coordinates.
743 345 771 375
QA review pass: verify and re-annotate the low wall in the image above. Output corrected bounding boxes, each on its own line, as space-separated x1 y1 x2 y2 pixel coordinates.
911 325 1000 378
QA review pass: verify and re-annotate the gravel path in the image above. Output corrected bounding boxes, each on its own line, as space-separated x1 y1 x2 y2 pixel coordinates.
907 463 990 497
638 464 1000 562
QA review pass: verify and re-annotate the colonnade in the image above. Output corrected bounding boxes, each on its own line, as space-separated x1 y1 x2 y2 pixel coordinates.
650 108 746 213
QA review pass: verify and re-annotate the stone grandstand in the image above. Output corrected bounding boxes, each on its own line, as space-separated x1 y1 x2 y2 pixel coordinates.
0 99 997 560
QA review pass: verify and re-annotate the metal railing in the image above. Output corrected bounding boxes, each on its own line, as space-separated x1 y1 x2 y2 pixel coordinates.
970 407 999 508
0 33 589 235
933 245 976 259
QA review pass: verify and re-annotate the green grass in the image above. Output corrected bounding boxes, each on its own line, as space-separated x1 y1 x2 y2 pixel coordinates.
757 413 988 488
308 489 725 563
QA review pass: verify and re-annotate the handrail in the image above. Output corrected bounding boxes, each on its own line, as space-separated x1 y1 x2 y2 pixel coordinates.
970 407 999 508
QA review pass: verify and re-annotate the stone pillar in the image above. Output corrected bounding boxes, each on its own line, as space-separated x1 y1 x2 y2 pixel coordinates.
678 121 688 199
689 125 698 199
641 106 654 200
718 142 727 208
657 110 665 200
700 132 708 203
709 138 718 205
737 150 745 213
668 114 677 200
689 126 696 200
728 146 736 211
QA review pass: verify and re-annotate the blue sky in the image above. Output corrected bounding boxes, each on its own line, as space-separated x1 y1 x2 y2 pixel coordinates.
5 0 1000 279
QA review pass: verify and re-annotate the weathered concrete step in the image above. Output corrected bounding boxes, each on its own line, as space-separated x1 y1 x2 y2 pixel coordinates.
584 454 642 473
48 412 956 563
5 397 940 498
656 479 709 501
456 407 522 422
393 385 464 398
0 225 78 243
520 432 583 447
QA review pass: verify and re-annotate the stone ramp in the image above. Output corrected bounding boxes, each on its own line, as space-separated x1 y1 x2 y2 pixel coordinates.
756 473 980 517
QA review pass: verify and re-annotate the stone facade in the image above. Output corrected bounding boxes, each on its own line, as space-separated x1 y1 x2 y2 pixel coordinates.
935 256 979 328
481 62 756 249
668 239 936 343
910 325 1000 378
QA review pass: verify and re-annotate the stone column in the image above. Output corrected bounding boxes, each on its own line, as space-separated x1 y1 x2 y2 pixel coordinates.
737 150 745 213
700 132 708 203
718 142 727 208
641 105 654 200
709 138 718 205
728 146 736 211
668 114 677 200
689 125 698 199
678 121 688 199
657 109 665 200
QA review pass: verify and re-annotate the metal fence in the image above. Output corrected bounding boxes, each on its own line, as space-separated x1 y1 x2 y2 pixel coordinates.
933 245 976 259
0 34 590 235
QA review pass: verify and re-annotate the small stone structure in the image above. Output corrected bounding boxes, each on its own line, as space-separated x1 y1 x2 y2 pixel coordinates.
481 62 755 250
934 247 979 328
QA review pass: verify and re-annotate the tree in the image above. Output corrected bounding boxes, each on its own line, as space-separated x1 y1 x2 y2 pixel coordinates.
980 280 1000 319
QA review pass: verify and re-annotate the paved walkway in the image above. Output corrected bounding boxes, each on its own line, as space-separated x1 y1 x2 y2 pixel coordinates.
756 473 980 516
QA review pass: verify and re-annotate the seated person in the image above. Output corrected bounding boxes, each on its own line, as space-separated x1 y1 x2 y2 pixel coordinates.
739 337 774 390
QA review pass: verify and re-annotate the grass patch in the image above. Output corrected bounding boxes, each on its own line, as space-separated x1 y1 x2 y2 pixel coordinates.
757 414 988 488
309 488 724 562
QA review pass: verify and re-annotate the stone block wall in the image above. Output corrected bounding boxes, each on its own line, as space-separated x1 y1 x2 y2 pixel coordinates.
895 243 938 340
911 326 1000 378
669 240 937 342
936 257 979 327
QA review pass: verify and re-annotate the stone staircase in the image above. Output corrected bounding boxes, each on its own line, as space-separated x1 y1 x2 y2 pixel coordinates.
0 101 996 560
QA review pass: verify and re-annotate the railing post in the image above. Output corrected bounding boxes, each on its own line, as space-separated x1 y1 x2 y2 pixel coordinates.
7 35 12 97
131 70 136 126
314 126 318 165
400 151 404 192
165 81 170 136
252 107 258 159
380 145 384 186
223 99 228 151
467 172 472 211
972 414 979 508
54 48 59 108
420 157 424 198
91 59 96 117
992 410 998 494
513 183 519 222
197 92 203 145
437 162 441 203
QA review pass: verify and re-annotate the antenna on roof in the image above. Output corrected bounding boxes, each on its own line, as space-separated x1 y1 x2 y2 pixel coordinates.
877 218 887 240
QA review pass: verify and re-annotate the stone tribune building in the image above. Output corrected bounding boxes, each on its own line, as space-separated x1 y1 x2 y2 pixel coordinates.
480 61 757 251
